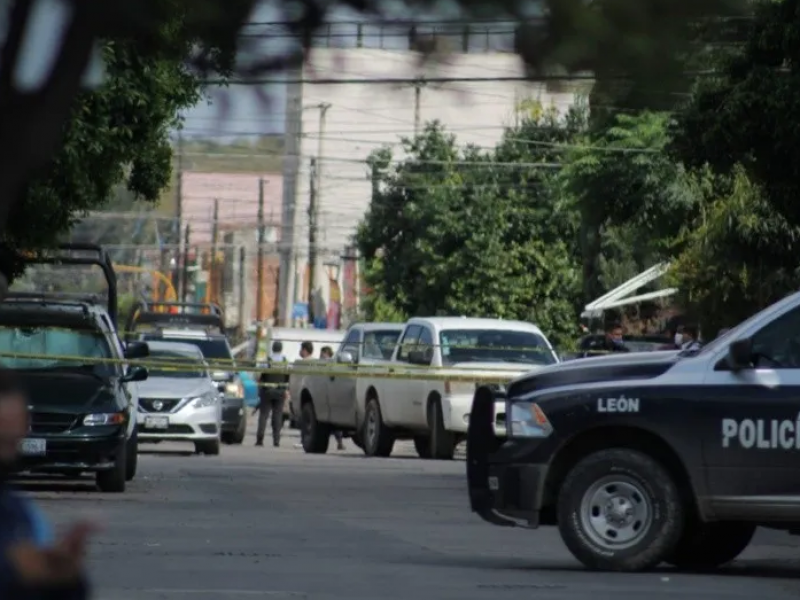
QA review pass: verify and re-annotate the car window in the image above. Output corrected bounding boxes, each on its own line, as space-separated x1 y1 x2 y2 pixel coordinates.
416 327 434 363
751 306 800 369
0 325 114 375
143 335 233 365
363 330 401 359
147 350 207 378
340 329 361 358
396 325 422 361
439 329 557 366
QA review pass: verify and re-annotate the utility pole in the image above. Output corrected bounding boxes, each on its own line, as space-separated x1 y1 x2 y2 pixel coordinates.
413 78 425 135
237 246 246 341
180 224 191 303
308 157 318 326
173 131 184 294
256 179 265 340
210 199 219 305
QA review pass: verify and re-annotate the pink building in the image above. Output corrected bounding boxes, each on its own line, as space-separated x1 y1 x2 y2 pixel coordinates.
180 172 283 245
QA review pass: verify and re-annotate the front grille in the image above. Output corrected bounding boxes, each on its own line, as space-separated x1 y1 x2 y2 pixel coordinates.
30 412 76 434
139 397 181 413
141 424 193 434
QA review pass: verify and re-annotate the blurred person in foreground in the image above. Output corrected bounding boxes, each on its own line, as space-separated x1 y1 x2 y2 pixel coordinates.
0 369 94 599
255 341 289 448
319 347 345 450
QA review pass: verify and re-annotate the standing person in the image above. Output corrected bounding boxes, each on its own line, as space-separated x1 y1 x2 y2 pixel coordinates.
319 346 344 450
679 324 702 352
659 325 683 350
254 341 289 448
0 369 94 599
594 322 629 355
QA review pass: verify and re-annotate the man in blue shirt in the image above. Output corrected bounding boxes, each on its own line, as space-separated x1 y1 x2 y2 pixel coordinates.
0 369 93 599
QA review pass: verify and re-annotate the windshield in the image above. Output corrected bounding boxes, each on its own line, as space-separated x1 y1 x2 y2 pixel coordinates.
143 335 233 364
439 329 557 366
147 350 206 378
363 330 401 359
0 325 113 375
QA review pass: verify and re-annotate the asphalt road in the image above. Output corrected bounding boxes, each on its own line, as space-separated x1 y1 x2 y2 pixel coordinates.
16 424 800 600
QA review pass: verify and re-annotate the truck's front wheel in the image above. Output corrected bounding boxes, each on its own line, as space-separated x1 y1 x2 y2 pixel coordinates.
428 398 455 460
556 448 684 571
301 402 331 454
363 398 394 457
663 521 755 570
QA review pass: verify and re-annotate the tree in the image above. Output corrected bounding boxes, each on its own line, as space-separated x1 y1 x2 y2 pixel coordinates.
668 166 800 336
671 0 800 229
557 112 697 303
357 120 582 347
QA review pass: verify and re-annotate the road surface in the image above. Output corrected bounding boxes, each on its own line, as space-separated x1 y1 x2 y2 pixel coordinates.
18 426 800 600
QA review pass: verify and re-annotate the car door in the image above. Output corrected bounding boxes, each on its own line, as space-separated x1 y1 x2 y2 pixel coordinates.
405 326 434 426
102 315 135 437
702 304 800 510
328 328 361 426
381 325 421 425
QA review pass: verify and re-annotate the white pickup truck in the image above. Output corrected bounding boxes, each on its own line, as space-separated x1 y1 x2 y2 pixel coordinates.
297 316 559 459
289 322 404 453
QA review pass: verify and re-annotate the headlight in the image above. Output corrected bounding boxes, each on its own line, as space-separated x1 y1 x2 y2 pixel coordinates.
224 381 244 398
192 394 219 409
83 412 126 426
508 401 553 438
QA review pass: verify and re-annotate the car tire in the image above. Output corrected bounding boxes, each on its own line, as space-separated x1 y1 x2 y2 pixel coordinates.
221 432 234 444
351 431 364 450
301 402 331 454
413 436 432 459
231 414 246 445
664 521 755 570
125 430 138 482
363 398 394 457
195 439 221 455
97 442 127 493
556 448 684 572
428 398 455 460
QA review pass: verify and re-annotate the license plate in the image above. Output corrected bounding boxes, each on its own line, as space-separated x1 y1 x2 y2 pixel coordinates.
145 416 169 430
20 438 46 456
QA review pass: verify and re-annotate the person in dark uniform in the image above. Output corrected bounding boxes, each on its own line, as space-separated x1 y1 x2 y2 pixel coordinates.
254 341 289 447
601 322 630 354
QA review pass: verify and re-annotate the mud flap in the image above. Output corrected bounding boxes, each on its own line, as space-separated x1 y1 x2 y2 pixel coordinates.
466 386 511 526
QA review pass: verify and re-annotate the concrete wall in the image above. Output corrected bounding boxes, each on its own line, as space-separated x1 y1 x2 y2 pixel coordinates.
278 48 581 325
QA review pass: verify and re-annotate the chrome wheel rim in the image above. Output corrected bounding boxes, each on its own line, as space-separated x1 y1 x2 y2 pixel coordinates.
579 475 652 550
366 406 378 447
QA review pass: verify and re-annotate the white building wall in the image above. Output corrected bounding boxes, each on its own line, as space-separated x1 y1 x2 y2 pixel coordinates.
278 48 581 326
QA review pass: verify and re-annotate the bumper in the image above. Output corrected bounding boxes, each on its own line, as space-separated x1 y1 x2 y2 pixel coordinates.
138 404 220 442
442 393 507 436
18 430 126 473
466 387 544 528
220 397 246 432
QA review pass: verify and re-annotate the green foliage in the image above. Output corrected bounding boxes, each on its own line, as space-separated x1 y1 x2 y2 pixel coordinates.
558 112 697 302
668 166 800 335
671 0 800 228
6 8 215 257
357 116 583 347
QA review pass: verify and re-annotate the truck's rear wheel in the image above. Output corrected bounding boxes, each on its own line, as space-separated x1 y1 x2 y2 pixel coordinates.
363 398 394 457
556 448 684 571
301 402 330 454
664 522 755 570
97 443 127 493
428 398 455 460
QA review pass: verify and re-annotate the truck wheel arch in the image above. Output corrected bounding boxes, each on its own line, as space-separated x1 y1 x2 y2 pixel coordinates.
542 425 700 524
300 388 314 407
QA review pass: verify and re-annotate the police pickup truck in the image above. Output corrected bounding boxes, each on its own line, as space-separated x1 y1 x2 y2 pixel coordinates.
468 290 800 572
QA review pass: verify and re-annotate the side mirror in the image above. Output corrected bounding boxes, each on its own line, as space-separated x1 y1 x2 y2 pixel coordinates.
124 341 149 360
122 365 148 383
726 338 753 372
407 350 431 365
338 351 354 364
